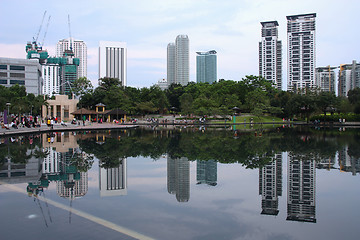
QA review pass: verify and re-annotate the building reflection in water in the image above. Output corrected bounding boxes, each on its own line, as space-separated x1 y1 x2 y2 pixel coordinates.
259 153 282 216
0 154 42 184
167 156 190 202
287 153 316 223
99 158 127 197
32 132 89 199
197 160 217 186
338 146 360 175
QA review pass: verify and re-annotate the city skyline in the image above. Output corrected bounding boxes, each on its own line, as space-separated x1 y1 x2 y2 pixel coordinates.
0 0 359 90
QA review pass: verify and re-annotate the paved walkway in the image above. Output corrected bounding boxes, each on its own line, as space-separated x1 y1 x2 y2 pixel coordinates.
0 122 138 136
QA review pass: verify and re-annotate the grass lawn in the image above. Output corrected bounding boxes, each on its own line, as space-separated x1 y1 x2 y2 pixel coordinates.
213 115 286 124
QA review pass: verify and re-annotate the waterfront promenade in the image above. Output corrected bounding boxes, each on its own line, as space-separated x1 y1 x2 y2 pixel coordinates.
0 122 138 136
1 119 359 137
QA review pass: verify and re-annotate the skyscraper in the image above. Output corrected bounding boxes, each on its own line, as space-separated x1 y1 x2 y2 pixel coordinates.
196 50 217 84
99 41 127 86
259 21 282 90
57 38 87 79
287 13 316 92
338 60 360 97
175 35 189 86
167 43 175 86
167 35 189 87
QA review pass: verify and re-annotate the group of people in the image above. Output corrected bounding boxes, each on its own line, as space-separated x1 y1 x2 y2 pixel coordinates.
46 116 68 129
1 115 41 130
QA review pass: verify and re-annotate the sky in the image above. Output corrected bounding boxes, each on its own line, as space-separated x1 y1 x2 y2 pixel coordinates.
0 0 359 90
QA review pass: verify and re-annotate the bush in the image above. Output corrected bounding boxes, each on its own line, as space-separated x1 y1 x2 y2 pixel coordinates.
310 113 360 122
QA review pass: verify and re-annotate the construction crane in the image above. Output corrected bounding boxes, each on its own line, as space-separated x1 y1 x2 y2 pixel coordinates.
40 15 51 47
68 14 73 51
34 11 47 42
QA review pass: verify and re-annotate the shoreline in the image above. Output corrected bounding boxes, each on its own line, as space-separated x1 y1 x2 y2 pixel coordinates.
1 121 360 137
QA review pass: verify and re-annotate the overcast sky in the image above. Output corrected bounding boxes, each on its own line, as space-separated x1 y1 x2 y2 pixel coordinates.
0 0 359 90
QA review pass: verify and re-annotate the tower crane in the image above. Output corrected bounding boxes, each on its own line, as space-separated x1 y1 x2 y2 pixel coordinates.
40 15 51 47
34 11 47 42
68 14 73 51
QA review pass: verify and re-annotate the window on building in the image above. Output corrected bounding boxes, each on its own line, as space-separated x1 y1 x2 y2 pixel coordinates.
10 72 25 78
0 65 7 70
10 80 25 85
0 79 7 84
10 65 25 71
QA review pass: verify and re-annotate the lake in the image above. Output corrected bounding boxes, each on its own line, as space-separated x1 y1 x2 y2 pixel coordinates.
1 126 359 240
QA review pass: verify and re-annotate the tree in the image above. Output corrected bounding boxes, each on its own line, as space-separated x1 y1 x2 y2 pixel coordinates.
98 77 122 91
148 86 169 114
348 88 360 114
245 88 270 118
179 92 193 115
72 77 93 97
316 91 338 117
166 83 184 110
348 88 360 104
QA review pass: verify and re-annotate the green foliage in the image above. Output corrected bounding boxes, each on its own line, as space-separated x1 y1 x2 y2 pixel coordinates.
0 85 46 116
72 77 93 97
73 77 358 120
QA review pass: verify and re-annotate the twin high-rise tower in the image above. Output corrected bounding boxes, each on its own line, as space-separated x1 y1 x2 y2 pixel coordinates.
259 13 317 91
167 35 189 86
287 13 316 91
259 21 282 90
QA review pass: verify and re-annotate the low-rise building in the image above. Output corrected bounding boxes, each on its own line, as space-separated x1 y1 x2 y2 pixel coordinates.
0 57 42 95
42 95 79 122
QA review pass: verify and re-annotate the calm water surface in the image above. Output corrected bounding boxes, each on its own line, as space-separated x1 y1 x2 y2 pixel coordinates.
1 126 360 240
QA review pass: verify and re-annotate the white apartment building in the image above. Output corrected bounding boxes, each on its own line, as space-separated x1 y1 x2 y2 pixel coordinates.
42 64 60 97
259 21 282 90
99 41 127 86
315 66 336 93
167 35 189 87
338 60 360 97
56 38 87 79
287 13 316 92
175 35 189 86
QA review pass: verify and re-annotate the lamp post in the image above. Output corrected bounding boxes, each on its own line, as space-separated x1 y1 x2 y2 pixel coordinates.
6 102 11 128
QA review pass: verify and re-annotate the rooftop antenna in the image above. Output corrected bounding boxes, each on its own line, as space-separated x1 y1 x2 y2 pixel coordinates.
68 14 73 51
35 11 47 42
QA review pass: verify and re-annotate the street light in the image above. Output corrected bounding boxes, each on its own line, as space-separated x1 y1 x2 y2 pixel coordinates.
6 102 11 128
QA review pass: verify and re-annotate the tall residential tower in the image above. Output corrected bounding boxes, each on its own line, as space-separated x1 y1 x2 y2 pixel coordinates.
259 21 282 90
196 50 217 84
167 35 189 86
56 38 87 79
287 13 316 92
